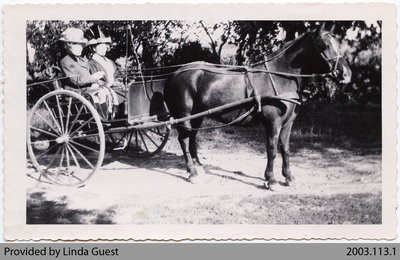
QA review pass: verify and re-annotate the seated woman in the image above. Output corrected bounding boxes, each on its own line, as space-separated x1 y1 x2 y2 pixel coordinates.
58 27 114 120
85 25 121 119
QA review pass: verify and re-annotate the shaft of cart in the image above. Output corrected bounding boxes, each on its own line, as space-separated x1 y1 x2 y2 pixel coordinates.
104 94 300 133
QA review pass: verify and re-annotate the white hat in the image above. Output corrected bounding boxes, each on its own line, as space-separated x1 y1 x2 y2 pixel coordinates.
59 28 88 44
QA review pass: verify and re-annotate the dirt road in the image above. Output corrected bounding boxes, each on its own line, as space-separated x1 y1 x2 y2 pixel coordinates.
26 135 381 224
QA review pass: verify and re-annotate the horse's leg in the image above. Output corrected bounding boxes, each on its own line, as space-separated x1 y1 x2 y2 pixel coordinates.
177 122 198 180
189 118 204 166
264 121 281 189
279 122 294 185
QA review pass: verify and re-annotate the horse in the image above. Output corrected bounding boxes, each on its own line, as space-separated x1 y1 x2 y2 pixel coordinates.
164 23 351 190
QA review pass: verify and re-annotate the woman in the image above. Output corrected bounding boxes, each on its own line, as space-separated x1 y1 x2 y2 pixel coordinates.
85 25 121 119
59 27 111 119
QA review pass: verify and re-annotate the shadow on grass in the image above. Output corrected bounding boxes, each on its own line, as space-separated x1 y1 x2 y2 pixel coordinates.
27 192 116 224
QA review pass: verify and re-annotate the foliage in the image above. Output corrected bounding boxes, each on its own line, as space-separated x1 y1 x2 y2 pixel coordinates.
26 20 381 105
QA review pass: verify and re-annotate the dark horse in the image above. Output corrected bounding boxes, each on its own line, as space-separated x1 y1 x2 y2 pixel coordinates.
164 24 351 189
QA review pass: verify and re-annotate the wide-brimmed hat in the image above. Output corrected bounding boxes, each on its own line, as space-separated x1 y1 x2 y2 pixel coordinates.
59 28 88 44
85 25 112 46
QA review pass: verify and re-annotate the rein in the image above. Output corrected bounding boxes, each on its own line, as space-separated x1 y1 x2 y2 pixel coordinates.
123 33 341 80
168 65 333 79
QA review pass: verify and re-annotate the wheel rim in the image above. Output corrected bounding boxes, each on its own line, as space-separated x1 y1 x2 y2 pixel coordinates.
107 125 170 158
27 90 105 186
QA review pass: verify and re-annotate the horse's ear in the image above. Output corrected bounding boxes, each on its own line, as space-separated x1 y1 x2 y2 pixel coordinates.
330 23 336 33
320 22 326 33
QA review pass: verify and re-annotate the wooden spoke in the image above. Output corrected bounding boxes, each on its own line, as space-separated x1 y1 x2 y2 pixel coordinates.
148 127 165 137
69 139 100 154
135 130 139 156
43 146 62 173
116 132 129 144
67 103 85 134
141 130 161 148
43 100 63 134
55 94 65 133
69 173 83 182
65 144 70 171
66 143 80 169
119 126 169 158
127 131 133 145
65 97 73 132
30 126 59 138
31 139 57 145
34 111 62 136
69 143 95 169
69 133 103 139
57 144 66 176
69 117 94 137
138 130 149 153
34 143 59 160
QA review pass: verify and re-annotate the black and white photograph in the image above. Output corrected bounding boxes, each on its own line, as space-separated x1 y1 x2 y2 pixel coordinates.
3 4 397 240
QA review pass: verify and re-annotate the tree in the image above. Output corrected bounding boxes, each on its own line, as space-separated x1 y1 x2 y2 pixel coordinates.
26 20 382 105
196 21 234 63
168 41 219 65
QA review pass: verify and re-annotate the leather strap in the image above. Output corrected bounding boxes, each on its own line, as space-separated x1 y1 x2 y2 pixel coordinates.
265 62 279 96
244 71 262 113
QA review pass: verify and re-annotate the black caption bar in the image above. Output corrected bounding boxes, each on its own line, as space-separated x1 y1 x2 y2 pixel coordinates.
0 243 399 260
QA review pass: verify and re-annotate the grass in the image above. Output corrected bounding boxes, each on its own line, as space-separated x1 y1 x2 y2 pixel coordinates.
292 103 381 152
126 192 381 224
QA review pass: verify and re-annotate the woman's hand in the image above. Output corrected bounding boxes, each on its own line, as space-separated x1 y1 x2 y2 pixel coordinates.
89 83 100 90
92 71 105 80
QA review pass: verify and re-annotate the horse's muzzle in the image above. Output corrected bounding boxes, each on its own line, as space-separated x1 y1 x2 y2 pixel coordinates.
340 68 352 84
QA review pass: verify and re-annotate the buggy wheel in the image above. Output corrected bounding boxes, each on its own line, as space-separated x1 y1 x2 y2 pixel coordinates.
27 90 105 186
108 125 170 158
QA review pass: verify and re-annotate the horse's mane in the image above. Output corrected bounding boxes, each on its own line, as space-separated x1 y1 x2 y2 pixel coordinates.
264 31 310 62
172 31 313 74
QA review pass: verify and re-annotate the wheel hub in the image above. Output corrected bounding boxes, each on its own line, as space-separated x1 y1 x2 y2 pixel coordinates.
56 134 69 144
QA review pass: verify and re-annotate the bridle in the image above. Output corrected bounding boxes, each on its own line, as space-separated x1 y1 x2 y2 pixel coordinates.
259 31 344 79
316 32 343 77
258 31 344 98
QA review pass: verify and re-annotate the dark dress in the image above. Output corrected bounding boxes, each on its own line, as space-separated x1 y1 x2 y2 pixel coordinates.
59 54 112 119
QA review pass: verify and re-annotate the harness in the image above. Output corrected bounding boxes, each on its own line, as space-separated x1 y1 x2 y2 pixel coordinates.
172 32 343 131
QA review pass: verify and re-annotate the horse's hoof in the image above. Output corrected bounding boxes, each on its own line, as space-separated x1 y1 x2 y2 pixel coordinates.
195 165 206 175
285 177 295 187
187 166 198 177
193 159 203 166
187 174 199 184
264 181 279 191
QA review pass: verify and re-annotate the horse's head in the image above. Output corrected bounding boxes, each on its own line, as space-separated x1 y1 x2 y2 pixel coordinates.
312 23 352 84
